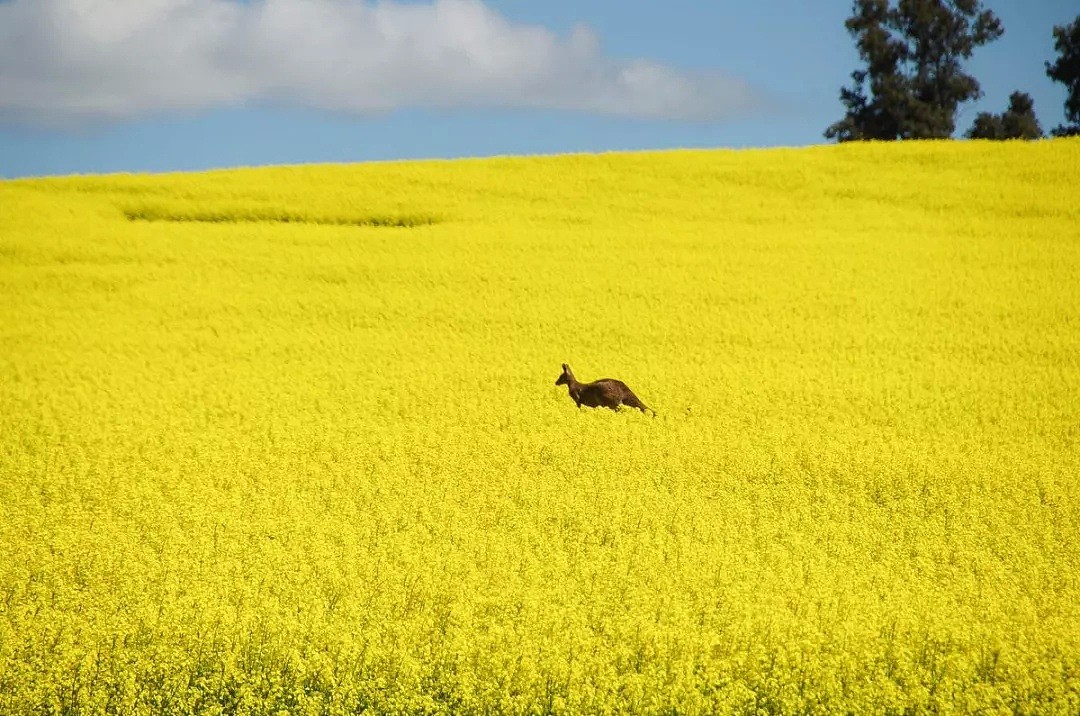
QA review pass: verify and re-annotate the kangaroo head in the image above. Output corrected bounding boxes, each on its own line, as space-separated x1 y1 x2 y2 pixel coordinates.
555 363 574 386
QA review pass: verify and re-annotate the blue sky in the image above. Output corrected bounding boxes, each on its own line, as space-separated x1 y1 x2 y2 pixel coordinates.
0 0 1075 178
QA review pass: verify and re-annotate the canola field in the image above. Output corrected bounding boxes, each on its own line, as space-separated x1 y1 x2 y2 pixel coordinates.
1 140 1079 714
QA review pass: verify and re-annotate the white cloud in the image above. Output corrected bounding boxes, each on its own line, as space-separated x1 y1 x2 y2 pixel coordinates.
0 0 763 126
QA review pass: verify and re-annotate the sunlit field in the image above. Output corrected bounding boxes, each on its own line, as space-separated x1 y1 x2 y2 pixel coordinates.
2 140 1079 714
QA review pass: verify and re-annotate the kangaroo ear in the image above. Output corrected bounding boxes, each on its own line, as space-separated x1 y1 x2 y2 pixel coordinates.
562 363 570 371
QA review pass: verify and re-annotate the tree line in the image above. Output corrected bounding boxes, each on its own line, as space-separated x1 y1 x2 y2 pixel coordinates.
826 1 1080 141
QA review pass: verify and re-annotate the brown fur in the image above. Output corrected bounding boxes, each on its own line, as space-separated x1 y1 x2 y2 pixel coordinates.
555 364 654 414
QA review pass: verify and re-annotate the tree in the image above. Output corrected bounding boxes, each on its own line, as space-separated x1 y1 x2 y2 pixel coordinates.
1045 15 1080 137
965 91 1043 139
826 0 1003 141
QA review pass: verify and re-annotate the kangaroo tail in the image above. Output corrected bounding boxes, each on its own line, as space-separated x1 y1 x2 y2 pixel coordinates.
625 394 656 416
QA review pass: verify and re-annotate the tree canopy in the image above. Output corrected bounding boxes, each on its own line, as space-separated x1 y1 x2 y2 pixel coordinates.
1045 15 1080 136
965 91 1043 140
827 0 1003 141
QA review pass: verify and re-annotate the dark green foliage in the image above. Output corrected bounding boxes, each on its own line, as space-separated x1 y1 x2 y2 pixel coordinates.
827 0 1003 141
966 113 1003 140
965 91 1043 139
1045 16 1080 137
122 206 439 227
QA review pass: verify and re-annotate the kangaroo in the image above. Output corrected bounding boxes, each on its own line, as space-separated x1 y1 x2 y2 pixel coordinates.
555 363 654 414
